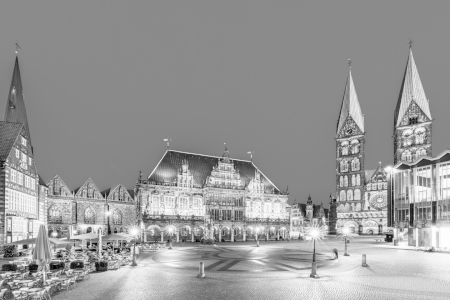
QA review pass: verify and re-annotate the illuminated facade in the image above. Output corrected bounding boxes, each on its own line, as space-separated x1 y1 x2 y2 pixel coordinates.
45 176 137 238
0 57 48 247
289 196 328 239
136 148 290 243
391 150 450 248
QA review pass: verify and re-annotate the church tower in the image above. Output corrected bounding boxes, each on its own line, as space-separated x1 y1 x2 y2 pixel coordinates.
335 63 365 209
394 47 432 164
306 195 313 221
4 56 32 151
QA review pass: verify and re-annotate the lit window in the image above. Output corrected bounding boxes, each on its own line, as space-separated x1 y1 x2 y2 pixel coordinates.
28 157 32 166
10 169 16 183
16 149 19 158
21 153 27 162
21 137 27 146
18 173 23 185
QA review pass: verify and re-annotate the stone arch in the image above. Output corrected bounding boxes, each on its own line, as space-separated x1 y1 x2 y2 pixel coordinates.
343 221 359 233
193 226 204 237
179 225 191 237
113 228 118 234
279 227 288 239
233 226 243 236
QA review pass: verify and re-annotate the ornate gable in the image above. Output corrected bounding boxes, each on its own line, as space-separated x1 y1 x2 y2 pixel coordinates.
399 100 431 127
75 178 104 200
107 184 133 202
47 175 72 197
337 116 363 139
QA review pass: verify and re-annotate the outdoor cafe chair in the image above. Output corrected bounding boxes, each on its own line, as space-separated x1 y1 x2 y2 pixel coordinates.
59 279 72 291
11 290 28 300
28 289 49 300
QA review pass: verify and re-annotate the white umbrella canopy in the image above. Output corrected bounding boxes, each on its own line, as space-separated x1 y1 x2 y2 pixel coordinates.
7 238 71 245
102 234 133 241
71 232 98 240
32 225 52 282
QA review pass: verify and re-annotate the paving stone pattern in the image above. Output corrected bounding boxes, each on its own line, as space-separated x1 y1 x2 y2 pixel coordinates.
51 236 450 300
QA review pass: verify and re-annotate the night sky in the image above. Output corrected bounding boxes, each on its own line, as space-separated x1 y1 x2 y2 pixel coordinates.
1 1 450 205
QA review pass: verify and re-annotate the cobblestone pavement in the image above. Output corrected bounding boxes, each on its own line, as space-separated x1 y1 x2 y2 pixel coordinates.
51 236 450 300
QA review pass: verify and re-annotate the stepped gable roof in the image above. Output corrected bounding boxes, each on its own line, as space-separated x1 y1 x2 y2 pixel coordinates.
394 49 431 128
295 203 329 219
148 150 281 193
0 121 23 161
336 68 364 135
4 57 32 147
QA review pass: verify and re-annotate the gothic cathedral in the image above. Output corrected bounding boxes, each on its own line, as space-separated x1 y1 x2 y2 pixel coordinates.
335 47 431 234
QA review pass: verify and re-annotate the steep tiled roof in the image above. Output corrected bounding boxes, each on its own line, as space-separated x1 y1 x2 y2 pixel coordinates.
38 175 47 187
337 69 364 135
4 57 32 146
364 169 376 184
0 121 22 161
394 49 431 127
148 150 281 193
127 189 135 199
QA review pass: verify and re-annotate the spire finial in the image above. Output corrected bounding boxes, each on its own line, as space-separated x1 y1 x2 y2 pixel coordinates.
224 142 227 152
379 161 382 167
163 138 172 149
348 58 352 69
15 41 21 55
247 149 254 162
408 38 414 49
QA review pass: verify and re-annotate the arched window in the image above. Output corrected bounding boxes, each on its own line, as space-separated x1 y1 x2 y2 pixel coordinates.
402 150 412 162
354 189 361 200
415 127 426 145
82 190 87 198
343 176 348 187
356 174 361 186
339 176 343 187
340 190 346 201
347 190 353 201
114 228 118 234
351 158 360 171
416 148 427 158
84 207 96 224
351 175 356 186
48 205 62 223
402 129 413 147
351 140 360 154
112 209 122 225
340 160 348 173
341 141 349 156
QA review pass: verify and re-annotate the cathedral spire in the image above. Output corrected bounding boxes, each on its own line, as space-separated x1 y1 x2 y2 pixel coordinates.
336 61 364 136
394 48 431 128
4 56 32 147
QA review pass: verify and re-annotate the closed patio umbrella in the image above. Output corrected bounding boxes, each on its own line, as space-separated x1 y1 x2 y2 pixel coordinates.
32 225 52 282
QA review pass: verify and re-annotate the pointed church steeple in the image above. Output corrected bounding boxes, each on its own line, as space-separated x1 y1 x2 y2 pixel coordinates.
393 47 432 164
336 63 364 137
394 48 431 128
4 56 32 147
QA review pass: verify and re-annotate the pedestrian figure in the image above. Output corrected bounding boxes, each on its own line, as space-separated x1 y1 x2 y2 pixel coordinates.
332 248 338 259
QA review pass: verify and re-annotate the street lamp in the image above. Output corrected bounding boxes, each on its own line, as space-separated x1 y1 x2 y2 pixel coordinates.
306 225 325 279
342 227 351 256
129 226 139 267
384 165 398 246
105 210 111 235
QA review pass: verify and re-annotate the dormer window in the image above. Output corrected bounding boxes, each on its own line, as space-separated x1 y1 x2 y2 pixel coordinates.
21 137 27 146
408 116 419 125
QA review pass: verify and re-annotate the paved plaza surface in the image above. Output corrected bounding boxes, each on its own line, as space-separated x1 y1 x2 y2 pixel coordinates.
52 236 450 300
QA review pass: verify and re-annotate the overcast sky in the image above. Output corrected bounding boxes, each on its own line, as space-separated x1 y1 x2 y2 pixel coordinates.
1 1 450 205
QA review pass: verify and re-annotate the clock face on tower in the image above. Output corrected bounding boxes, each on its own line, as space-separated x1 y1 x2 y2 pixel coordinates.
346 128 353 135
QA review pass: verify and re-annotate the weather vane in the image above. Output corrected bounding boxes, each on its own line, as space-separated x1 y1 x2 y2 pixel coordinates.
15 41 21 55
408 38 414 49
247 149 254 162
348 58 352 69
163 138 172 149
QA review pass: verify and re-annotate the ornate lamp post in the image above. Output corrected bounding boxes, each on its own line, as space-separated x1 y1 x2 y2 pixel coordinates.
342 227 351 256
129 226 139 267
306 225 325 279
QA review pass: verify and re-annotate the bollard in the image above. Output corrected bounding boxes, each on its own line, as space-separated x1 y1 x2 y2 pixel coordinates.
257 240 259 247
197 261 206 278
310 262 319 278
362 254 369 267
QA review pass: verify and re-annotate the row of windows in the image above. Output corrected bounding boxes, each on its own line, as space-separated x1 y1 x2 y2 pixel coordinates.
10 169 36 190
210 209 244 221
339 174 361 187
339 189 361 201
367 182 387 191
151 196 203 208
15 149 32 165
400 148 427 162
401 127 426 147
6 189 37 214
338 139 360 157
339 158 361 173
